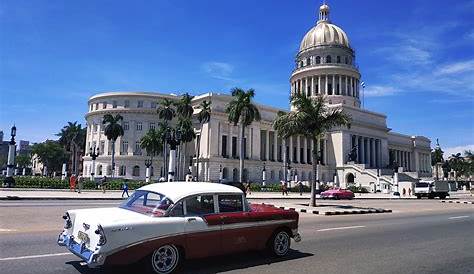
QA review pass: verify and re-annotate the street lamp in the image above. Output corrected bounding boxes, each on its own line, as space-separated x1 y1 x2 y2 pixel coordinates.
287 163 292 183
219 164 223 183
166 129 182 182
89 146 99 181
262 162 266 187
145 159 152 183
5 125 17 187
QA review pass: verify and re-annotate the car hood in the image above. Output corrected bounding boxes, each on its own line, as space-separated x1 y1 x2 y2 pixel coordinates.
67 207 153 227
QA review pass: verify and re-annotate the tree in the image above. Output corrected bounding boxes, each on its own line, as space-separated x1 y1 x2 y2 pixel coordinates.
448 153 464 181
195 100 211 181
16 154 32 169
31 141 68 176
102 114 124 177
431 140 444 180
157 99 176 178
56 121 86 174
175 93 196 179
273 93 351 207
140 128 163 161
225 88 261 183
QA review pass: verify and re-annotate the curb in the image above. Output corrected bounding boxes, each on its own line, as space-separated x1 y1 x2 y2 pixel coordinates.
0 196 125 201
441 200 473 205
277 206 319 215
323 209 391 216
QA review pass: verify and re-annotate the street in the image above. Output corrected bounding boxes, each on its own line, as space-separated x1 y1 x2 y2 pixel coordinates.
0 199 473 274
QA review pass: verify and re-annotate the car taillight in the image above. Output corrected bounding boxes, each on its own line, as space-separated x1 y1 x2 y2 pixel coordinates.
62 212 72 229
95 224 107 246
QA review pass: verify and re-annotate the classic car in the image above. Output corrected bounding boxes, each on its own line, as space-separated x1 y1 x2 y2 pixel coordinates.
57 182 301 274
320 188 355 199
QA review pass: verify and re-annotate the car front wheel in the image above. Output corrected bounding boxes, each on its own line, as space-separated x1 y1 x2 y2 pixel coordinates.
269 230 291 257
149 244 180 274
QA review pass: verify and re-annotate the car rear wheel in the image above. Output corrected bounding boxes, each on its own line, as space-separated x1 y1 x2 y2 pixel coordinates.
269 230 291 257
149 244 180 274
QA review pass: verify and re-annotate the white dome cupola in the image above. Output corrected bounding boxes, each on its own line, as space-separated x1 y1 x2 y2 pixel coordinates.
290 2 362 109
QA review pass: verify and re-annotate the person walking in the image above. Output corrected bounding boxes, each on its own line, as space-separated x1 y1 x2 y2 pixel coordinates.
77 173 84 194
69 174 76 192
100 176 107 194
246 182 252 195
298 181 303 196
122 179 129 198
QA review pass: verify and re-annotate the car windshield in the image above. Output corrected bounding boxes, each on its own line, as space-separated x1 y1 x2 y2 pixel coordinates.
120 190 173 217
416 183 429 188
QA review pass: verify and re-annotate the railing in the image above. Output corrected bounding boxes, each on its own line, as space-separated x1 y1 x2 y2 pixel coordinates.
292 62 359 74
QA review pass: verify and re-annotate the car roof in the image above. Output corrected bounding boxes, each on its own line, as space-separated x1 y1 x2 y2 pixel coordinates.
138 182 243 202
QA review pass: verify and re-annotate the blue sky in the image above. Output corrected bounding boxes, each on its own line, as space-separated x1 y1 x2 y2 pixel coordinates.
0 0 473 155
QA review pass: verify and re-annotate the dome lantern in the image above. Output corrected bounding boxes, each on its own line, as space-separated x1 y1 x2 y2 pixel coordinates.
318 3 330 23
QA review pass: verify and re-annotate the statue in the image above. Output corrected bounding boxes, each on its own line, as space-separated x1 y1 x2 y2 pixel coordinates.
347 146 358 162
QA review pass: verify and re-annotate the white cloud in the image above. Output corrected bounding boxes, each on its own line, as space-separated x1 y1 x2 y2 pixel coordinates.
443 144 474 157
363 85 399 97
201 62 235 81
435 60 474 75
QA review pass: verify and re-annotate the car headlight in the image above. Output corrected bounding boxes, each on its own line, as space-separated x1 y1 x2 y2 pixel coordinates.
95 224 107 246
62 212 72 229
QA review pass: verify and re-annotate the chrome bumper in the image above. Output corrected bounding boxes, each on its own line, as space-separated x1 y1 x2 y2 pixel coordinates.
57 232 106 267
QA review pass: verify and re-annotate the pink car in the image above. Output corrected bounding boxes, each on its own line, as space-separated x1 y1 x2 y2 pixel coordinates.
320 188 355 200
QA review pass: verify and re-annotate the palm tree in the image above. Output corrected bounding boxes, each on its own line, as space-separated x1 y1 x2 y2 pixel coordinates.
431 139 444 180
176 117 196 179
449 153 465 181
56 121 86 175
195 100 211 181
175 93 195 180
225 88 261 183
140 128 163 181
157 98 176 178
102 114 124 177
273 93 351 207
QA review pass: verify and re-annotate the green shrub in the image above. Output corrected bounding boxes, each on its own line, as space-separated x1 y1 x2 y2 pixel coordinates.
347 185 369 193
3 176 148 190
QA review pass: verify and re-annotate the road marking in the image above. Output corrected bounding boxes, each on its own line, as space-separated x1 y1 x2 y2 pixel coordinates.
448 216 470 220
317 225 366 232
0 229 16 232
0 253 71 262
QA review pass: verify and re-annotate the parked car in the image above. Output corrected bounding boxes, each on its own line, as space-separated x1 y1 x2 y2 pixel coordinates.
320 188 355 199
57 182 301 274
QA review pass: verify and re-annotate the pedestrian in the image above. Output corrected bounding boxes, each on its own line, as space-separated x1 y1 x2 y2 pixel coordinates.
122 179 129 198
246 182 252 195
77 173 84 194
408 187 412 196
282 181 289 196
101 176 107 194
298 181 303 196
69 174 76 192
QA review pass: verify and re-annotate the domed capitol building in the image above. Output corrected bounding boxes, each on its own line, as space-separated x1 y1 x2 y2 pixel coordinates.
83 4 432 191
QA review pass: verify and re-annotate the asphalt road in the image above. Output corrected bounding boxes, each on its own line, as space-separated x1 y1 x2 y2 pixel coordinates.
0 199 473 274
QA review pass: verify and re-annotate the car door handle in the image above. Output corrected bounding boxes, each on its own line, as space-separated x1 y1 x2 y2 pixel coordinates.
187 218 196 222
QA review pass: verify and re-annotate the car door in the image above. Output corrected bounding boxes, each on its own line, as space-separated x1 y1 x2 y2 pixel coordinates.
183 194 222 259
219 194 257 253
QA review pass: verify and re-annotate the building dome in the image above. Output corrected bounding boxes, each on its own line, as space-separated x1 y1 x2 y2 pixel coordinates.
299 4 350 52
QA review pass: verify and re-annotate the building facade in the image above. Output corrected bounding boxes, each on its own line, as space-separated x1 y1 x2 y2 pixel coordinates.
82 3 432 190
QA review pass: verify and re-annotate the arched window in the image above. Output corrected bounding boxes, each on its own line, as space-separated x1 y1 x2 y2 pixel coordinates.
337 56 341 63
345 56 349 64
133 165 140 177
119 165 126 176
232 168 239 182
222 167 228 179
326 55 332 63
243 169 249 182
97 165 103 176
315 56 321 64
306 57 311 66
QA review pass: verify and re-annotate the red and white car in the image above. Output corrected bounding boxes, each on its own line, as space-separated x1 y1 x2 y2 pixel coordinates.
57 182 301 273
320 188 355 200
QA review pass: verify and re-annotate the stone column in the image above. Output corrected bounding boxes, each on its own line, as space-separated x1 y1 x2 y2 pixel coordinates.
371 139 375 168
289 136 294 163
228 125 233 158
361 137 366 165
338 75 342 95
311 76 314 96
318 76 321 94
357 136 362 164
273 131 278 161
325 75 329 95
296 136 301 163
332 74 335 94
265 130 270 161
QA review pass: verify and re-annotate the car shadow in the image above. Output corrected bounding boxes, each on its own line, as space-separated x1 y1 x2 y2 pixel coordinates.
66 249 313 274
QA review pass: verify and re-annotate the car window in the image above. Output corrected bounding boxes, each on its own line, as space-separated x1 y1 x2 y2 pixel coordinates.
120 190 173 216
185 195 215 216
168 201 184 217
218 195 243 213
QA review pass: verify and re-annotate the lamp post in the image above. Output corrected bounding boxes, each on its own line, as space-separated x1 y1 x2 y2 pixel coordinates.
5 125 17 187
219 164 223 184
89 146 99 181
287 163 292 184
262 162 266 187
167 129 182 182
145 159 152 183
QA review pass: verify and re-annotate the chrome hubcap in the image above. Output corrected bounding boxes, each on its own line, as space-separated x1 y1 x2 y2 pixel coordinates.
152 245 178 273
274 231 290 255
